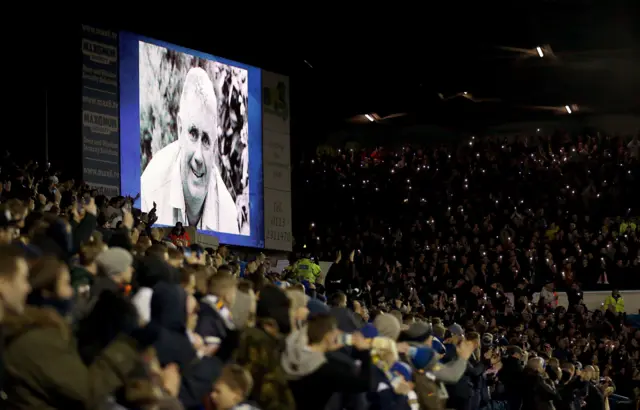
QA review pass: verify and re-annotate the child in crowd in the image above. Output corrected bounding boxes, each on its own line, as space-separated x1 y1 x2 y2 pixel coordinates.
210 364 261 410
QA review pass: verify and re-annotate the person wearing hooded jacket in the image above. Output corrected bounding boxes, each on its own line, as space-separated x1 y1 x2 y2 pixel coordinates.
2 255 159 409
281 313 373 410
131 255 177 324
399 323 472 385
151 282 221 410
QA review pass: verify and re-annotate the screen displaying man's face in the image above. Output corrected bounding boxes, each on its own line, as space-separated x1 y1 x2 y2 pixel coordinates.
179 88 216 203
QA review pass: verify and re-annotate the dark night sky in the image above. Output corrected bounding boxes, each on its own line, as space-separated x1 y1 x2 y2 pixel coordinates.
6 5 639 177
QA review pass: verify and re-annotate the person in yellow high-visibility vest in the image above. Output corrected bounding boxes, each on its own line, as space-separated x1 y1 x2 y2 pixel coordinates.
603 289 625 313
292 255 322 283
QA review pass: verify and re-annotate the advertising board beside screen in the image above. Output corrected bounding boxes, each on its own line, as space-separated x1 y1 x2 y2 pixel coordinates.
262 71 293 252
81 25 121 196
119 32 264 248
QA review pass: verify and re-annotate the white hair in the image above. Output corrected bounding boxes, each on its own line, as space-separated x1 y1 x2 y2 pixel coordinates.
178 67 217 124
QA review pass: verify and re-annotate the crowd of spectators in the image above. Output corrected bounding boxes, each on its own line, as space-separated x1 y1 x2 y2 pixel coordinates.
0 130 636 410
295 133 640 291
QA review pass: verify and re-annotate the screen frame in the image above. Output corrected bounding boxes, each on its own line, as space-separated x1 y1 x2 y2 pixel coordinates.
119 31 264 248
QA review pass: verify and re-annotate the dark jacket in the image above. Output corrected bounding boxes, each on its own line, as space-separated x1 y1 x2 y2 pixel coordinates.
291 352 372 410
324 350 368 410
196 296 231 342
325 261 355 295
521 368 560 410
498 356 525 409
367 366 409 410
72 274 123 325
195 295 239 362
444 349 475 410
281 329 372 410
151 283 221 410
584 381 605 410
2 306 140 409
75 288 140 365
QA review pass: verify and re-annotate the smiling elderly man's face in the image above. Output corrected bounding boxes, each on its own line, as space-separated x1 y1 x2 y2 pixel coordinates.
179 68 217 207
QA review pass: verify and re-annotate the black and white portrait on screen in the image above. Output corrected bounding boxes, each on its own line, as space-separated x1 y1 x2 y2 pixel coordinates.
139 42 251 235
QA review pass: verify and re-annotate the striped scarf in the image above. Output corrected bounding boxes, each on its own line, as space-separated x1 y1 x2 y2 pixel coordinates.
202 295 235 330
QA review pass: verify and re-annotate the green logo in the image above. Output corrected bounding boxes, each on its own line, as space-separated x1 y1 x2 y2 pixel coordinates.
263 81 289 121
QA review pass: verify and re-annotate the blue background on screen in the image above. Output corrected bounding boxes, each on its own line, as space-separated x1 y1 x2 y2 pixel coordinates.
119 32 264 248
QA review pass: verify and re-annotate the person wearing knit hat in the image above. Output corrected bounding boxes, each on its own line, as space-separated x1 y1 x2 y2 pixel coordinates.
407 346 438 370
96 247 134 280
360 323 379 340
256 285 292 336
390 361 413 382
374 313 402 341
399 322 433 344
447 323 464 338
307 298 330 316
389 361 419 409
91 247 134 300
389 310 403 325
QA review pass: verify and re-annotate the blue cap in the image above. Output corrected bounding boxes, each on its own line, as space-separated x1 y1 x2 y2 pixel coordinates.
390 361 412 381
408 346 436 370
307 298 330 316
360 323 379 339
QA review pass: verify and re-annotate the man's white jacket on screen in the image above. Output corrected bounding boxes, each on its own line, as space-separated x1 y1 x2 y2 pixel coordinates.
140 141 239 234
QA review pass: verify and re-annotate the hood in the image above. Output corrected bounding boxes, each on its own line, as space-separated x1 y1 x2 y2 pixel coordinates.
137 255 177 287
3 306 68 345
281 328 327 380
257 285 292 335
330 306 361 333
151 282 187 332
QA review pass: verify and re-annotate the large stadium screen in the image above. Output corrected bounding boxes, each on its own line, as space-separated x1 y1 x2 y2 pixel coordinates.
119 32 264 248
